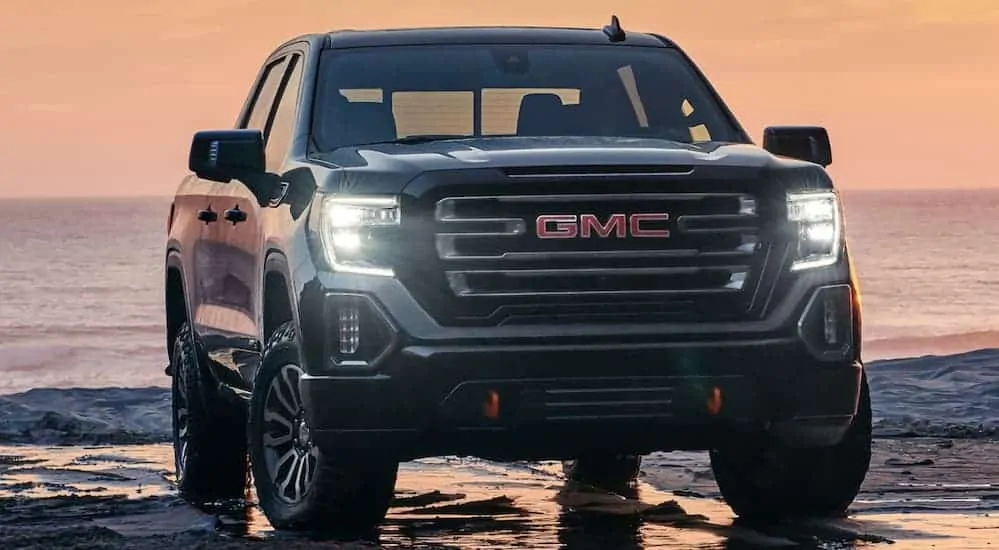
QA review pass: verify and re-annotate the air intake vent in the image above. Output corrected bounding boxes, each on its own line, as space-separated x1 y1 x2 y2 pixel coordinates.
500 165 695 178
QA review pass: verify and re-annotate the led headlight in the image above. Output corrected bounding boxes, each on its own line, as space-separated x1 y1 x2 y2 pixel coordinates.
318 195 400 277
787 191 842 271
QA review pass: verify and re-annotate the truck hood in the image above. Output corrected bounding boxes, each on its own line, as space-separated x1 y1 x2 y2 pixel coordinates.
307 136 817 195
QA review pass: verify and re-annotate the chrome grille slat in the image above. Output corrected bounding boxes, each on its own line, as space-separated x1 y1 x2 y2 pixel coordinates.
436 241 758 261
436 193 751 207
504 170 695 179
678 226 759 234
437 247 698 261
677 214 759 234
443 287 744 298
446 266 749 277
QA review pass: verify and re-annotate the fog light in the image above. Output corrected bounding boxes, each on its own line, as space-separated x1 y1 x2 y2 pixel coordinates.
325 293 397 368
338 304 361 355
822 292 840 346
797 284 853 361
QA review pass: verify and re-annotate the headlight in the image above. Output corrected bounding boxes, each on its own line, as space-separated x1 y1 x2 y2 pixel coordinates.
787 191 841 271
318 195 400 277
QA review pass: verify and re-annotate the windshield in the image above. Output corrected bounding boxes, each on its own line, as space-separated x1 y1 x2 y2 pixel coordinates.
311 44 744 152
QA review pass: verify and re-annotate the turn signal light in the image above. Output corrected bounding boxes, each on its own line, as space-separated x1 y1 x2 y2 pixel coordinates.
706 387 723 416
483 390 501 420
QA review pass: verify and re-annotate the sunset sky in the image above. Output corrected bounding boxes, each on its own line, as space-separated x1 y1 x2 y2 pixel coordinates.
0 0 996 197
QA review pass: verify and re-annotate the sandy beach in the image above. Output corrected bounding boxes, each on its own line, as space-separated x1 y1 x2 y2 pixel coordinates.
1 347 998 548
0 418 996 548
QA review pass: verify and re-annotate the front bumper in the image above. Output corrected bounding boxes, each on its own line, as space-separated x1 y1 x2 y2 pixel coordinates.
300 339 862 461
296 267 863 461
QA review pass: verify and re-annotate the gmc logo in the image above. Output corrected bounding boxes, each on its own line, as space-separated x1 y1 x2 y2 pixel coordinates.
536 213 670 239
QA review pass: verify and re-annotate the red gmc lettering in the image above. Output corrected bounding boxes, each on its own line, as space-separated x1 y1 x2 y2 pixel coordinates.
580 213 626 238
536 213 670 238
536 214 578 238
630 213 670 238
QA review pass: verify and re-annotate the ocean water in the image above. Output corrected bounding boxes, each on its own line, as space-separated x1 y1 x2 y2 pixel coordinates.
0 191 997 441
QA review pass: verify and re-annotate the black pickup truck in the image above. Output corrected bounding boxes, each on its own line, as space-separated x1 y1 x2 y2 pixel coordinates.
164 17 871 532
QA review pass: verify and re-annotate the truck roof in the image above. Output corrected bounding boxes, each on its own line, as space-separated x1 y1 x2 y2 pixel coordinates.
319 25 674 50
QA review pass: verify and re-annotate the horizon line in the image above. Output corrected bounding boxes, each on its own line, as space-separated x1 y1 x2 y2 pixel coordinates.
1 186 998 200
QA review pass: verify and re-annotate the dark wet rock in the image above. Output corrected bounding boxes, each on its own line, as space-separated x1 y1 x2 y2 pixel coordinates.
884 458 935 467
391 490 466 508
671 489 706 499
641 499 709 523
71 454 155 466
0 494 175 525
406 495 529 516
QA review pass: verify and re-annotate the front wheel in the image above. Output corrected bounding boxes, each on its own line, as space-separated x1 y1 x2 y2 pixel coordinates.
709 372 873 521
247 322 398 533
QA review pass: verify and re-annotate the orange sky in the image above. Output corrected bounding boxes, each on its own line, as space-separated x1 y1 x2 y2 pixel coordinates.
0 0 996 198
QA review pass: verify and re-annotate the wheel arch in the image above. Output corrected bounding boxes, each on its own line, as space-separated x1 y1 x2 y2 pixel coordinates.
262 250 300 344
165 250 190 361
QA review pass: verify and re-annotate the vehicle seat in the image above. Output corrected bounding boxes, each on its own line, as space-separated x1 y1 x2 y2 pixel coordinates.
316 93 398 149
516 93 569 136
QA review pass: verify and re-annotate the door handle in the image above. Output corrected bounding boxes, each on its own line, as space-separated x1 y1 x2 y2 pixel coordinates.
224 205 247 225
197 207 217 223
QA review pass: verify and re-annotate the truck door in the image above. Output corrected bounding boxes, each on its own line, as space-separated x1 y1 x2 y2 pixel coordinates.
218 52 306 387
171 173 222 351
198 55 289 389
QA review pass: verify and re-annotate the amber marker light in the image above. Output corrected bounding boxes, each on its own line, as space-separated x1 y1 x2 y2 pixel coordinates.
707 387 723 416
483 390 501 420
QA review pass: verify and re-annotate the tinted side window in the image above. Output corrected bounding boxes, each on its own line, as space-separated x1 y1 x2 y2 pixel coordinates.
264 54 304 172
242 57 288 135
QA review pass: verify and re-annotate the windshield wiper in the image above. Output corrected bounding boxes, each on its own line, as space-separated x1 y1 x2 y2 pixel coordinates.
353 134 531 147
356 134 472 146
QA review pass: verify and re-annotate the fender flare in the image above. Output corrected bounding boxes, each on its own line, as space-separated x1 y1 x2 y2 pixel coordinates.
262 250 302 343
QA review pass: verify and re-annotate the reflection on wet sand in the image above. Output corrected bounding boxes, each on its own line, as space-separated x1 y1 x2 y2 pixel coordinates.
0 444 996 549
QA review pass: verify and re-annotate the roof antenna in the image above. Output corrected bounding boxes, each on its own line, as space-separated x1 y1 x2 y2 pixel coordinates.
603 15 626 42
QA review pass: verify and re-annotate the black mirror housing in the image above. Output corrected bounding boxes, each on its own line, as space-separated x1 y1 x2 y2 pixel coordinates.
763 126 832 167
189 129 265 182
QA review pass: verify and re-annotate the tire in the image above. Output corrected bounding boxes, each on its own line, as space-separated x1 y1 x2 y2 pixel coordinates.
248 321 398 533
171 322 249 502
709 372 873 521
562 454 642 489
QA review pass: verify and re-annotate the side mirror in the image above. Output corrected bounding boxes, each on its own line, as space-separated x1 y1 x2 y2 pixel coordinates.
189 129 265 182
762 126 832 167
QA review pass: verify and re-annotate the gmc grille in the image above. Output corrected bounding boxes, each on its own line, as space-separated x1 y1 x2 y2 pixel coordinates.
398 187 779 327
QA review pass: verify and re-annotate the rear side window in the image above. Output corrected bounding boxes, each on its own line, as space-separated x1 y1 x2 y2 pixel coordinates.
242 57 288 137
264 54 305 171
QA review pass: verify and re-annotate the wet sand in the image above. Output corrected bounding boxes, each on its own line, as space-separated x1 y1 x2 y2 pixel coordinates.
0 438 995 549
